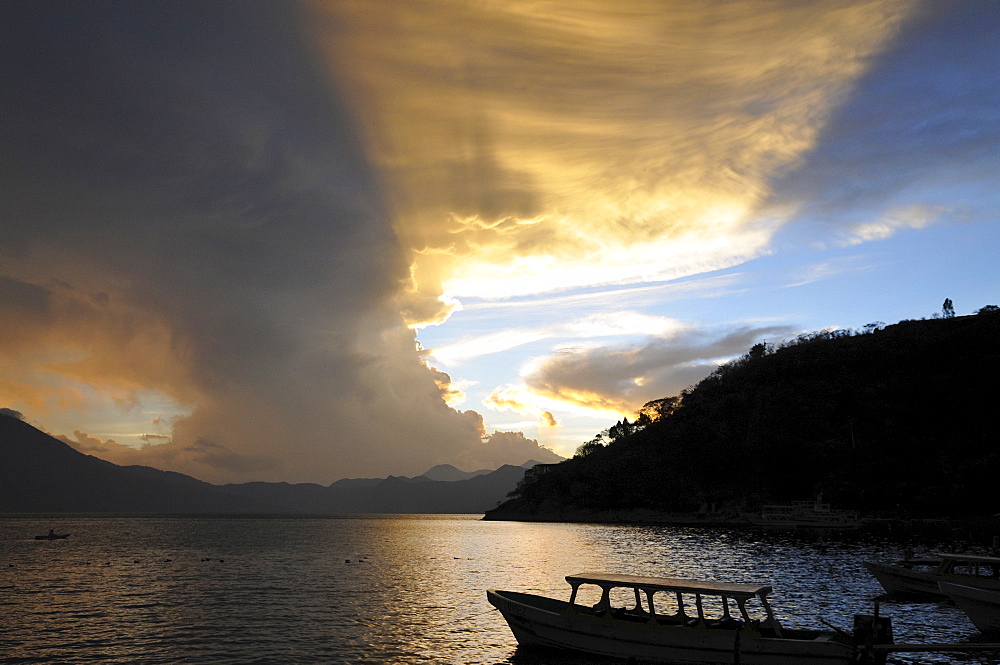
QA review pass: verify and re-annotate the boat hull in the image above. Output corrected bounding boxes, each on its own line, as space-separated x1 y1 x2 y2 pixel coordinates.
863 561 1000 599
939 582 1000 635
487 590 856 665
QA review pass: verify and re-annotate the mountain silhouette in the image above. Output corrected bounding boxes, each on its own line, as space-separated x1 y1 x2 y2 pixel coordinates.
420 463 493 482
0 414 539 513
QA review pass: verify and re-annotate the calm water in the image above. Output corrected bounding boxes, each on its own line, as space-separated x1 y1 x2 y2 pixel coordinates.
1 515 996 664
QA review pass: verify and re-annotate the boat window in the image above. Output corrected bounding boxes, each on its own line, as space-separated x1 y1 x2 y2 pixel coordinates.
571 584 604 609
951 562 976 576
647 591 704 621
608 587 641 610
699 594 740 621
681 593 700 615
735 596 769 623
649 590 681 618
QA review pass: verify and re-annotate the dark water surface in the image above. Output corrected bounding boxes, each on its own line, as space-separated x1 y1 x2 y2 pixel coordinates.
1 515 997 664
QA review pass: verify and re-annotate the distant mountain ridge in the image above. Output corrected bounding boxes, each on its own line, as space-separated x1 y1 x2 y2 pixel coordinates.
327 462 504 488
0 415 543 514
420 463 496 482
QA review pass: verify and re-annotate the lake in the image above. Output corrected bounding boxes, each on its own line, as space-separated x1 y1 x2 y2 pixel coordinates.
1 515 996 664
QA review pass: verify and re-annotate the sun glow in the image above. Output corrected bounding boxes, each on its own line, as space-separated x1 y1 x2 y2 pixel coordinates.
486 384 632 424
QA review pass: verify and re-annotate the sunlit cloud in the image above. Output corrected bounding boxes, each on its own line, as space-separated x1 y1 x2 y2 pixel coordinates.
430 312 686 365
435 376 476 408
431 329 554 366
485 384 618 423
838 205 944 246
563 312 687 340
490 324 795 420
306 0 910 325
457 273 748 316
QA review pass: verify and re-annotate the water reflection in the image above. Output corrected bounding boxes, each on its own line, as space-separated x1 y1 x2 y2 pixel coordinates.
0 516 997 664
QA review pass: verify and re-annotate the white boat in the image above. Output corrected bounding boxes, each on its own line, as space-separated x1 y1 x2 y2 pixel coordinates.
746 500 859 529
939 581 1000 635
487 572 892 664
863 552 1000 598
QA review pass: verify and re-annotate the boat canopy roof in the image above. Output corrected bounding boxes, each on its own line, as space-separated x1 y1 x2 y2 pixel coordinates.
566 573 771 599
933 552 1000 565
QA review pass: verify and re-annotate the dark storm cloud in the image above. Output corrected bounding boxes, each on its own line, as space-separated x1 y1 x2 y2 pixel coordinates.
0 1 491 482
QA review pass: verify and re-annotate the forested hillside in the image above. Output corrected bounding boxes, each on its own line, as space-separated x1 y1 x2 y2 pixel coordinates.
487 307 1000 521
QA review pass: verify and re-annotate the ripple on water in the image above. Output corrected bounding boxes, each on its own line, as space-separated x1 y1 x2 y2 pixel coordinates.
0 516 997 664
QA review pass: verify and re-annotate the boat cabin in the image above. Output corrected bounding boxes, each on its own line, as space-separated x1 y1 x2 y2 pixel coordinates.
564 572 784 636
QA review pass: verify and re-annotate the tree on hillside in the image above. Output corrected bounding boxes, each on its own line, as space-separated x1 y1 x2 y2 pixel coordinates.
639 396 681 422
943 298 955 318
575 434 606 457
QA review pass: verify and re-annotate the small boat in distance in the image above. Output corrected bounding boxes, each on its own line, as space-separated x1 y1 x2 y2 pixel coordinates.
863 552 1000 599
939 581 1000 635
34 531 70 540
488 572 893 664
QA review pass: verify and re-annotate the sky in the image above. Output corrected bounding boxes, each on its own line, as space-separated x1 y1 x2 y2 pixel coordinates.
2 0 998 485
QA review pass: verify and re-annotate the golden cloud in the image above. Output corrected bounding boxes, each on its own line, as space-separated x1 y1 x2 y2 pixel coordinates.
0 271 203 423
485 384 627 424
304 0 910 324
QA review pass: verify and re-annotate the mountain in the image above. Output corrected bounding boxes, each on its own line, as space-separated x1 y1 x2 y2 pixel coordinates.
0 414 540 514
217 466 530 514
420 463 493 482
0 414 267 513
486 308 1000 522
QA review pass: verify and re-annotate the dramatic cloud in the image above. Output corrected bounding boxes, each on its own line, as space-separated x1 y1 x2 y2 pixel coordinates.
305 0 910 323
0 2 499 482
13 0 983 483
